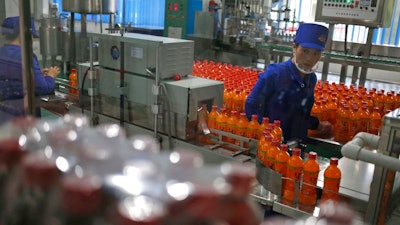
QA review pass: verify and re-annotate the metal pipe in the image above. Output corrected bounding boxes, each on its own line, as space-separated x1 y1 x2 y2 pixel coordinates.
153 46 161 138
19 0 36 116
359 28 374 86
341 132 400 172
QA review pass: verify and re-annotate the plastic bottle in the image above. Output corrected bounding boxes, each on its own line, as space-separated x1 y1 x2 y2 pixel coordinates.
370 107 382 135
321 157 341 202
208 105 219 141
232 89 241 113
274 144 290 177
282 148 303 202
258 117 270 139
246 114 260 140
358 104 370 133
271 120 283 143
235 113 249 147
308 101 322 138
216 108 229 142
69 68 78 95
266 140 280 169
226 111 238 144
299 152 320 206
261 134 272 166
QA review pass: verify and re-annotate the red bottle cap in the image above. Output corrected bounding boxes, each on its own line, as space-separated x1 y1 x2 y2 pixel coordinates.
292 148 301 156
308 152 317 160
330 157 339 165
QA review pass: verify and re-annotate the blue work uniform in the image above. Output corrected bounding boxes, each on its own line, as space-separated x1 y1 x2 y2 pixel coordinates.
0 44 55 117
245 59 319 143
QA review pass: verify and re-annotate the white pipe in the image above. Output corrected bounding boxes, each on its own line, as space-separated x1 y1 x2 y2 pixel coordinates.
341 132 400 172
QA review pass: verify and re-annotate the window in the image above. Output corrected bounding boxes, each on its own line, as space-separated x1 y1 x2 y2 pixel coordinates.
52 0 165 27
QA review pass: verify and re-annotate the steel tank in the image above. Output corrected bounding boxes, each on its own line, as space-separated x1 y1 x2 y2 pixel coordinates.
39 18 62 57
62 0 117 14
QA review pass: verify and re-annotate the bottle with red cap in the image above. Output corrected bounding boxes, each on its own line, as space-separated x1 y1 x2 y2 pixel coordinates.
299 152 320 206
321 157 342 202
69 68 78 95
282 148 303 202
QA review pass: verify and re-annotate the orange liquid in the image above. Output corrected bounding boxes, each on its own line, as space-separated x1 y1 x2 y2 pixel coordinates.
274 144 290 176
226 111 238 144
261 134 272 166
216 108 229 142
282 148 303 202
271 120 283 143
321 157 341 202
266 140 280 169
69 69 78 94
246 115 260 140
370 107 382 135
208 105 219 142
299 152 320 206
235 113 249 147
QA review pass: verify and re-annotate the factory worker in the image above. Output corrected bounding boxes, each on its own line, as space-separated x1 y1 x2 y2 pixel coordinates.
245 23 332 143
0 16 60 118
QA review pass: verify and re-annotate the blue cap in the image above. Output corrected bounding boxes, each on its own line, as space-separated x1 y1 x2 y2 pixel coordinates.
1 16 39 38
294 23 329 51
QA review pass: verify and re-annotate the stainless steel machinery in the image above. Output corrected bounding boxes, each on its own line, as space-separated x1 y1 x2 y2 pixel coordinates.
77 32 224 141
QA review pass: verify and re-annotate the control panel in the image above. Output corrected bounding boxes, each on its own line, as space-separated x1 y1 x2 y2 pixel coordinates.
315 0 395 27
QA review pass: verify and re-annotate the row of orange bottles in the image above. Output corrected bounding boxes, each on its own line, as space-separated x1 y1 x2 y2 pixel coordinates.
223 88 249 114
277 149 342 207
313 81 400 141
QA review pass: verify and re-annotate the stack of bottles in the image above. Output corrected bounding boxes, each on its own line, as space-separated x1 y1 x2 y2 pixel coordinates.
192 60 260 114
310 81 400 143
260 144 342 209
200 104 283 152
0 115 260 225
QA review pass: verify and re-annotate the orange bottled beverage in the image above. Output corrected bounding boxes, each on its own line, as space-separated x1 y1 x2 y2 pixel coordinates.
226 111 238 144
321 157 341 202
261 134 272 166
246 114 260 140
348 104 360 140
282 148 303 202
69 68 78 94
275 144 290 177
257 130 267 161
258 127 272 161
224 88 234 113
308 101 322 138
358 105 370 133
207 105 219 140
266 140 280 169
374 91 385 115
231 89 241 113
299 152 320 206
370 107 382 135
235 113 249 147
259 117 270 139
216 107 229 142
336 104 350 143
271 120 283 143
238 88 247 113
384 92 395 112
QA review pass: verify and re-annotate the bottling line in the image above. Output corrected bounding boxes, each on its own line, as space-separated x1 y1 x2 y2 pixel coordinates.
1 0 400 224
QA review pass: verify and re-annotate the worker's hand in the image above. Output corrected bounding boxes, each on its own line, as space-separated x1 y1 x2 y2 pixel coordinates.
44 66 61 78
318 120 333 139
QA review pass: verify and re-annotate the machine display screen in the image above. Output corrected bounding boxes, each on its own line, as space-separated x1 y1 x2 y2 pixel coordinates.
315 0 395 27
168 2 181 11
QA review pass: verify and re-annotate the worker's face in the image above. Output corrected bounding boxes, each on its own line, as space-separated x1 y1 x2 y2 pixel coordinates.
292 44 322 74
